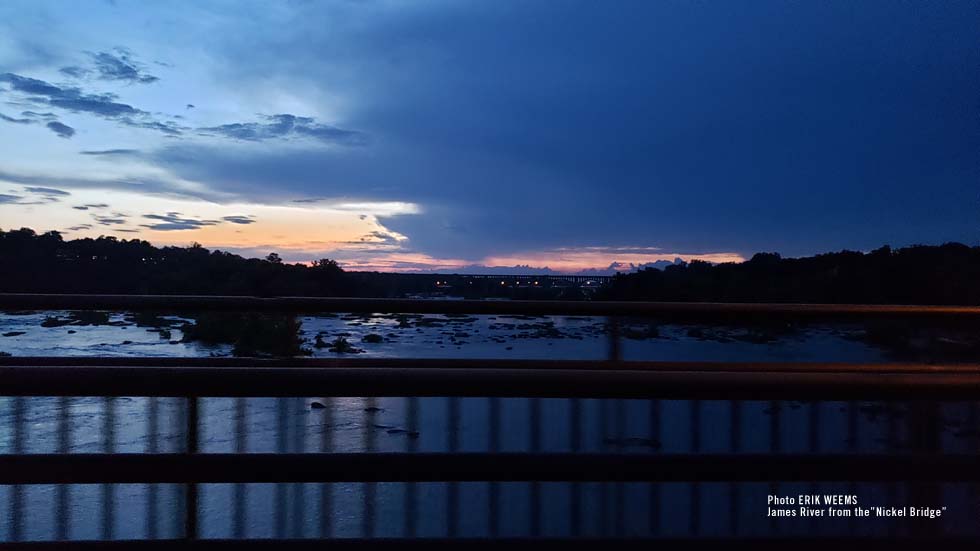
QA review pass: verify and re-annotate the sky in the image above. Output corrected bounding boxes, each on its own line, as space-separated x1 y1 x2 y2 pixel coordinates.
0 1 976 274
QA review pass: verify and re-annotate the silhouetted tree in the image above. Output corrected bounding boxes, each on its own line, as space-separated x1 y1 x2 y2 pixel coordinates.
601 242 980 305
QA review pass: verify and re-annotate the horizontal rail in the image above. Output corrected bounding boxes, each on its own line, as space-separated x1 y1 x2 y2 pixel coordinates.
5 356 980 373
0 453 977 484
1 365 980 399
3 293 980 320
3 539 978 550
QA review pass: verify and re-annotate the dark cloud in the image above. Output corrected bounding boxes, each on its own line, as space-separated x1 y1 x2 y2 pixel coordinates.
66 224 93 231
141 212 220 231
0 73 136 116
24 186 70 196
46 121 75 138
186 104 195 109
357 230 401 246
21 111 57 120
72 203 110 210
59 49 159 84
58 66 87 78
0 168 221 202
93 215 128 226
89 50 159 84
157 0 975 260
2 3 978 264
198 114 366 146
0 186 70 205
221 215 256 225
79 149 139 156
119 118 184 136
0 73 178 135
0 112 32 124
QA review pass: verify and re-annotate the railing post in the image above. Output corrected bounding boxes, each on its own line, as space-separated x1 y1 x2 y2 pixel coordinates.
102 397 116 540
607 316 621 362
185 396 199 541
57 396 71 540
11 397 25 542
908 400 941 538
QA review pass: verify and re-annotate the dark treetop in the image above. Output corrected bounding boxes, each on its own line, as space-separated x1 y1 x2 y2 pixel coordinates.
3 228 980 305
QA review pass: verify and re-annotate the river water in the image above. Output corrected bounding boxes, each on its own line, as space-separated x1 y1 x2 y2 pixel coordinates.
0 311 977 539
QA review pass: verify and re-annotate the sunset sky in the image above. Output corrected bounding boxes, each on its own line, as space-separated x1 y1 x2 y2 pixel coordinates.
1 1 976 273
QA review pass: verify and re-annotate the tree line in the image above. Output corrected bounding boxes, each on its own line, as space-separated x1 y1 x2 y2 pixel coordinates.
600 243 980 305
0 228 353 296
4 228 980 304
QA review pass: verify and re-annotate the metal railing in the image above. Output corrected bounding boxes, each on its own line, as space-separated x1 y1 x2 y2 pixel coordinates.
0 294 980 546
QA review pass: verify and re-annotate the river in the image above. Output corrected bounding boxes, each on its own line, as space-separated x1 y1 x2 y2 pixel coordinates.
0 311 977 539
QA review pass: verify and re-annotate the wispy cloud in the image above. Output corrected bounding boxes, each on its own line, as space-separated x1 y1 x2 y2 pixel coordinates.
0 112 32 124
0 72 178 136
60 48 160 84
221 215 256 225
93 215 128 226
141 212 220 231
89 49 159 84
79 149 139 156
24 186 70 196
198 114 367 146
46 121 75 138
72 203 110 210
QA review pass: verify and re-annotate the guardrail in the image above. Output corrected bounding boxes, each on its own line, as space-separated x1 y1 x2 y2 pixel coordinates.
0 294 978 546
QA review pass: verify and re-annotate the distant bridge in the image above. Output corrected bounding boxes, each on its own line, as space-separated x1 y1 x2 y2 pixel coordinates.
347 272 617 292
455 274 615 285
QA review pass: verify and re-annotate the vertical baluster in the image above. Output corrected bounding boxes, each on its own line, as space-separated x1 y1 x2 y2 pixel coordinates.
969 402 979 534
908 401 940 538
885 400 897 525
488 397 500 537
404 397 419 538
447 397 460 537
809 401 820 533
530 397 542 537
321 396 334 539
607 317 621 362
147 397 159 540
847 401 857 535
275 398 288 539
768 399 780 535
614 399 625 536
570 399 582 537
103 396 116 540
598 400 608 536
11 397 25 542
56 396 71 540
291 398 304 538
185 397 199 541
173 399 185 538
769 400 780 452
729 400 740 536
649 399 661 536
233 397 247 539
363 397 377 538
689 400 701 536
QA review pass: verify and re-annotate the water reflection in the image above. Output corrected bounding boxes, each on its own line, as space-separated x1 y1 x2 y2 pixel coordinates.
0 396 978 539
